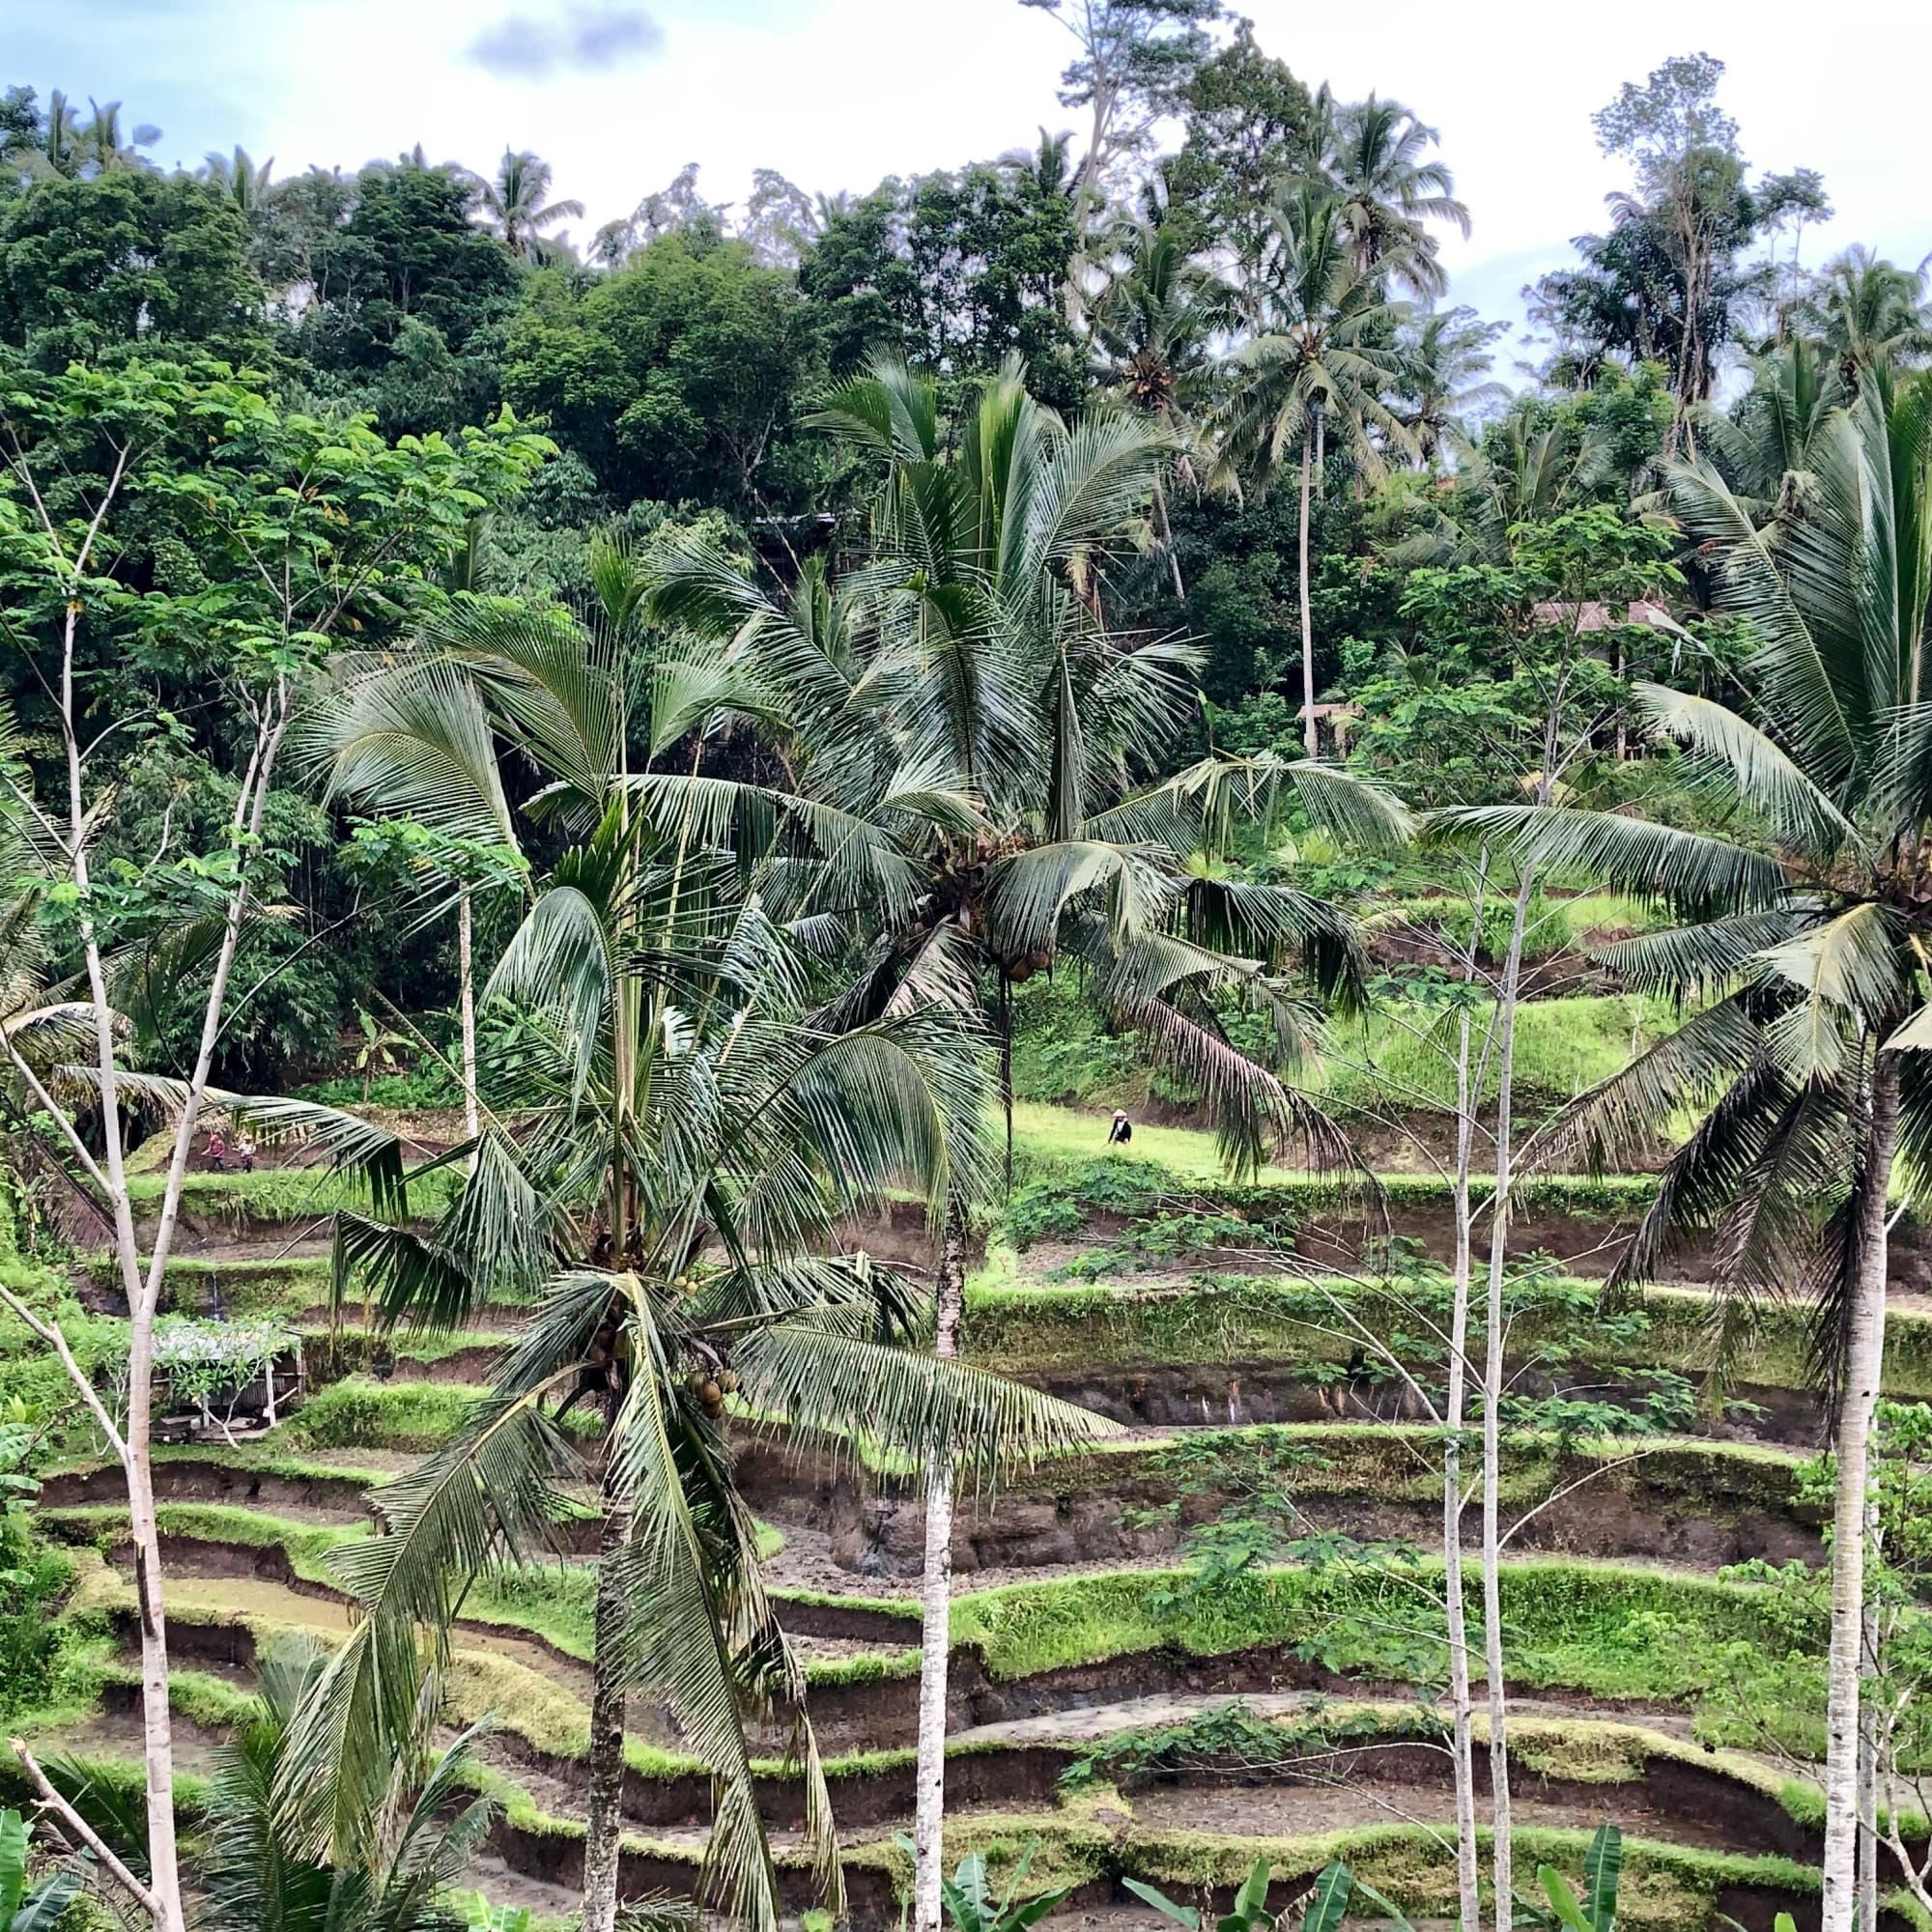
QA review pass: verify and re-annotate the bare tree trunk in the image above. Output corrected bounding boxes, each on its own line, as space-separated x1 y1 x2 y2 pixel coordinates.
1823 1048 1901 1932
1004 974 1025 1197
912 1206 966 1932
1481 865 1534 1929
1445 1002 1483 1932
1153 470 1184 601
1297 424 1318 760
1063 78 1116 327
459 889 480 1176
1859 1672 1880 1932
581 1506 633 1932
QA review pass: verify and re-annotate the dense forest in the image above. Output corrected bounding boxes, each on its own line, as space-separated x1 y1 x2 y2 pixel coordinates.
0 35 1872 1084
2 11 1931 1932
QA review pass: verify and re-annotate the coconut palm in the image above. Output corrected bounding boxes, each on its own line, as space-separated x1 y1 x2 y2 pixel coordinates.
76 99 158 173
294 587 1115 1932
1318 90 1469 300
1462 358 1932 1932
1686 338 1843 516
200 146 275 213
1378 397 1600 574
648 356 1403 1169
1392 306 1508 467
477 149 584 261
39 92 82 178
1217 185 1417 754
201 1634 492 1932
1090 217 1234 594
1798 247 1932 382
645 355 1408 1932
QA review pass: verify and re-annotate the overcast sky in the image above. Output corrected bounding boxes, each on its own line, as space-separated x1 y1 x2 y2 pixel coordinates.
13 0 1932 369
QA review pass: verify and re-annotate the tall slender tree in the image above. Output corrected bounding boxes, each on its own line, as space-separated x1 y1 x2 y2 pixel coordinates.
298 582 1116 1932
476 148 584 260
1018 0 1224 316
199 146 274 212
1216 185 1416 754
648 355 1407 1932
1318 90 1469 299
1471 358 1932 1932
1090 215 1233 591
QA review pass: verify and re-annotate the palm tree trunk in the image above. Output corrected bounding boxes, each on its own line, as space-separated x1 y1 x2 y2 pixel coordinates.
912 1204 966 1932
1481 866 1534 1929
1860 1495 1887 1931
1822 1047 1901 1932
1297 423 1318 760
459 890 479 1176
1445 1002 1482 1932
581 1505 633 1932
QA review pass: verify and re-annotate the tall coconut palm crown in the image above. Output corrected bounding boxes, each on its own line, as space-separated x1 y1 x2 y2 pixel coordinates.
1474 344 1932 1932
1463 363 1932 1367
290 584 1117 1931
647 355 1411 1177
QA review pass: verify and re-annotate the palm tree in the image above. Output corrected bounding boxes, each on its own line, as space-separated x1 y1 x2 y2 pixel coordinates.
201 1634 493 1932
1318 90 1470 300
477 149 584 262
200 146 275 213
1471 356 1932 1932
1799 247 1932 383
295 589 1115 1932
650 357 1400 1168
1218 185 1417 755
76 99 158 173
1378 400 1605 573
1392 306 1508 467
1090 216 1233 594
1686 337 1842 515
29 91 82 179
646 355 1409 1932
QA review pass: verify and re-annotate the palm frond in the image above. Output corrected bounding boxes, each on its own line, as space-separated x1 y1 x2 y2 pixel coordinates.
1426 805 1788 917
1635 682 1861 859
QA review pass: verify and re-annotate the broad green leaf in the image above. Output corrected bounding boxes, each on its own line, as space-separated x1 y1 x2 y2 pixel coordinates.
1300 1862 1354 1932
1537 1867 1591 1932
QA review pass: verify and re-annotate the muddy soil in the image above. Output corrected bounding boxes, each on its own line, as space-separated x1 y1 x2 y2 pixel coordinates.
735 1438 1824 1581
1015 1360 1827 1447
1053 1202 1932 1291
41 1458 376 1520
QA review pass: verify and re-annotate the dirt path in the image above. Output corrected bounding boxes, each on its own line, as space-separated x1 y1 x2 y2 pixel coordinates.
953 1689 1703 1750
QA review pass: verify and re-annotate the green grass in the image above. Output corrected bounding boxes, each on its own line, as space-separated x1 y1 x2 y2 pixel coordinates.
121 1161 464 1224
1318 994 1668 1112
963 1421 1812 1525
43 1499 363 1565
948 1554 1828 1755
1007 1108 1663 1207
1012 968 1670 1123
1011 1099 1250 1180
960 1267 1894 1397
277 1376 595 1454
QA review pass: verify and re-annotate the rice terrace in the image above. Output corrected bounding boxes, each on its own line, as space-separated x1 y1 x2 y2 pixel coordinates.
2 8 1932 1932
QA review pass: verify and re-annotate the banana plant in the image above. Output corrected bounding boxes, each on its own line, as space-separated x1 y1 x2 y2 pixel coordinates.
0 1809 82 1932
1125 1857 1415 1932
1520 1827 1623 1932
894 1836 1074 1932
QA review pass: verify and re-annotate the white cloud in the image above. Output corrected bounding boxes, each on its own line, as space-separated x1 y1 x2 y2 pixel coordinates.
12 0 1931 355
467 6 666 81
